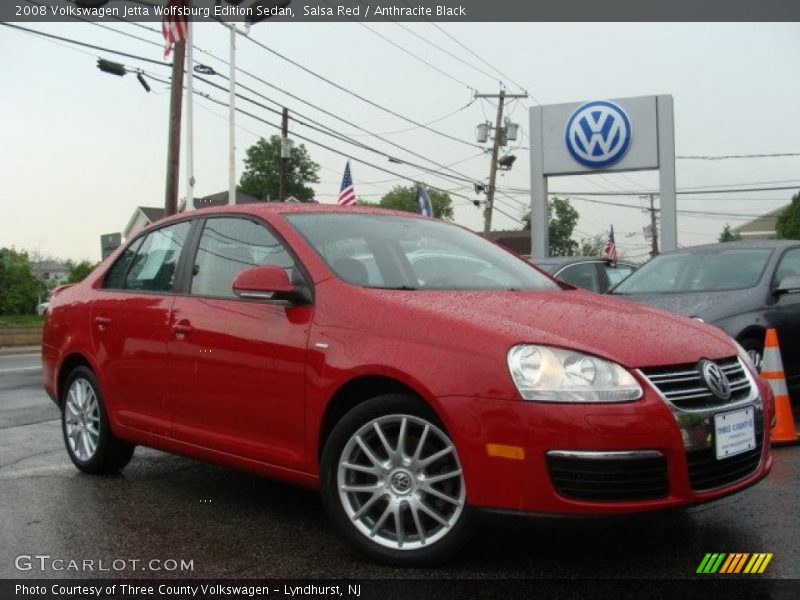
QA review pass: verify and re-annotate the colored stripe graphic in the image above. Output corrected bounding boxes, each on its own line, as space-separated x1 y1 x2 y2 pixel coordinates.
698 553 773 574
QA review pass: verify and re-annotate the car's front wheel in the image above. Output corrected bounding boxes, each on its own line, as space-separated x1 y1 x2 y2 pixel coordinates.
61 366 135 474
321 395 472 565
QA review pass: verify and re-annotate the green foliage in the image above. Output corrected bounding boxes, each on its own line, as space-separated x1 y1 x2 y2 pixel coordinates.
66 260 96 283
718 224 743 242
370 185 454 220
579 234 606 256
0 248 44 315
238 136 320 202
776 193 800 240
521 197 580 256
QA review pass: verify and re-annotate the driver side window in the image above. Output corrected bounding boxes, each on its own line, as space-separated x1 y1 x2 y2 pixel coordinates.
775 249 800 285
190 217 296 299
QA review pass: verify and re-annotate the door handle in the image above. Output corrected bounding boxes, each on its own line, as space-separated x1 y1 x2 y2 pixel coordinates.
172 321 194 336
94 316 111 330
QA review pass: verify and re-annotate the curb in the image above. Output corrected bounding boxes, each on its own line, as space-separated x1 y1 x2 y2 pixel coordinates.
0 345 41 356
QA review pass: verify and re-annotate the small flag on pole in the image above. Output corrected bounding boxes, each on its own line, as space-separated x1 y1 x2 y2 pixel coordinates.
337 161 356 206
416 185 433 217
603 224 618 263
162 0 189 59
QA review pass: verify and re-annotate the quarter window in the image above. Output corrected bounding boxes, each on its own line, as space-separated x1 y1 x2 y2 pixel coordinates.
190 217 295 298
123 221 191 292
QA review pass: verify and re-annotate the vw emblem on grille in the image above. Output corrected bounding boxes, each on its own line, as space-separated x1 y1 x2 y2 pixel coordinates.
565 101 632 168
700 360 732 400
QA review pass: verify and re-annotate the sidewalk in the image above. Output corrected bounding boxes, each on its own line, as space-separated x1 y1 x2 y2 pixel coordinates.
0 345 40 356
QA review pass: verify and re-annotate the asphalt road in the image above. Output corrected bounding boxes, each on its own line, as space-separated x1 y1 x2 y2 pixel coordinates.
0 351 798 580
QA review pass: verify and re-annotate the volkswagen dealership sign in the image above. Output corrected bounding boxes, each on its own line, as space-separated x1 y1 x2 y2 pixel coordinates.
564 101 632 168
529 94 676 258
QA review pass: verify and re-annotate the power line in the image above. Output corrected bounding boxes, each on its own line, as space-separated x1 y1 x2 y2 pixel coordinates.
499 185 800 196
676 152 800 160
8 20 486 191
238 31 483 150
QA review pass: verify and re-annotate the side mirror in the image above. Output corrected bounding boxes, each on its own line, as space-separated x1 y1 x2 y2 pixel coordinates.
776 275 800 295
232 266 294 301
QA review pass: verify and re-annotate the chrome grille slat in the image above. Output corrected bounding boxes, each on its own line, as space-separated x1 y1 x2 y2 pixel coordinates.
641 357 753 411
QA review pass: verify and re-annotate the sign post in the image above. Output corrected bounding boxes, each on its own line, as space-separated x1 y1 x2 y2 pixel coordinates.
529 94 676 258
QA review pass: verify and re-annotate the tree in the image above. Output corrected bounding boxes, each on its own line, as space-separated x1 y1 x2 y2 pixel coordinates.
66 260 96 283
238 136 320 202
776 192 800 240
374 185 454 220
719 224 743 242
0 248 44 315
579 234 605 256
521 197 580 256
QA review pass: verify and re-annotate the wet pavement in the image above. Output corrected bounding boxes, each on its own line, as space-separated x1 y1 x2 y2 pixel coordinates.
0 353 798 580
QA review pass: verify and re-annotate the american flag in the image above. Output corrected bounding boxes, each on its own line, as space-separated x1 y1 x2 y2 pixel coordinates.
162 0 189 59
337 161 356 206
603 224 618 264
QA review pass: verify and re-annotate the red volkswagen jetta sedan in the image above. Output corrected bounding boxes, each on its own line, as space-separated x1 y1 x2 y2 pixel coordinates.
43 204 774 564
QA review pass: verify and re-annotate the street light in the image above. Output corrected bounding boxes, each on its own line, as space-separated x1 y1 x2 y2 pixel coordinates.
96 59 151 92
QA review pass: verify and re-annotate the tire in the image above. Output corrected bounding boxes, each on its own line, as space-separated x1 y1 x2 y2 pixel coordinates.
739 337 764 373
61 366 135 474
321 394 473 565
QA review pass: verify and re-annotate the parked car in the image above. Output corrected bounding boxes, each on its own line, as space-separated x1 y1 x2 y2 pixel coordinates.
528 256 637 293
611 241 800 398
43 205 774 565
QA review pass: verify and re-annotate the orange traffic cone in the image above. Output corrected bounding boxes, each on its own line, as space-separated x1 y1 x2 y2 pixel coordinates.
763 328 799 445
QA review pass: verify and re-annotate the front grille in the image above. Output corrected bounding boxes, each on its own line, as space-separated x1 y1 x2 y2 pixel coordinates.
687 419 764 492
547 452 669 501
641 357 751 410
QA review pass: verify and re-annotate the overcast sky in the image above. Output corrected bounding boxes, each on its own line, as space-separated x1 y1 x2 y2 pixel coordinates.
1 21 799 262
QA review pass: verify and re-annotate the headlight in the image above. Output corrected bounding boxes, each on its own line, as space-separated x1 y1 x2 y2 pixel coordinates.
507 345 643 403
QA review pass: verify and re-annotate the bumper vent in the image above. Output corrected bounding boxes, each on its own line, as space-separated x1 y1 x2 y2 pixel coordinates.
687 420 764 492
547 451 669 502
641 357 751 410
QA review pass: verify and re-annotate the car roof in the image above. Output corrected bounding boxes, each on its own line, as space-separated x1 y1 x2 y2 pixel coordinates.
657 240 800 255
531 256 635 267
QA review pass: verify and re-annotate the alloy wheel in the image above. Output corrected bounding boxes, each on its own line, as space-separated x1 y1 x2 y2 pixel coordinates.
64 378 101 462
337 414 465 551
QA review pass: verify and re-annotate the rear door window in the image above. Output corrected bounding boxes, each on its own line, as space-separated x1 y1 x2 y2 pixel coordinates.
558 263 602 292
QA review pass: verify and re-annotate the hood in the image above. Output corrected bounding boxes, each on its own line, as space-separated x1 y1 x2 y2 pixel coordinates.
611 289 761 323
344 287 738 369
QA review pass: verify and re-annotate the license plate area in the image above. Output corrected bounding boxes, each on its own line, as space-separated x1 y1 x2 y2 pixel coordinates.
714 407 756 460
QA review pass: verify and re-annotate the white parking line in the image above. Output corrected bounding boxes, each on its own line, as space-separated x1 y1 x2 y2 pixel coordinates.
0 366 42 374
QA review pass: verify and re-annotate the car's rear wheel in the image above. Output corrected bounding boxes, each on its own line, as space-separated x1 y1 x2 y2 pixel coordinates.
321 394 472 565
61 366 134 474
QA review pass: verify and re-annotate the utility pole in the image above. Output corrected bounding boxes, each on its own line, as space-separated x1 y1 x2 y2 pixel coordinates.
474 90 528 233
642 193 659 257
228 24 238 206
164 39 186 217
279 107 289 202
185 19 195 212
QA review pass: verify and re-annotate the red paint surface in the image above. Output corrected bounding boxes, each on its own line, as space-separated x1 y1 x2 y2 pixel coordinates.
42 204 772 511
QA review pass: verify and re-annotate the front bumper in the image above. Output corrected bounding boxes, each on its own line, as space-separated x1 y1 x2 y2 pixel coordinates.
435 370 774 515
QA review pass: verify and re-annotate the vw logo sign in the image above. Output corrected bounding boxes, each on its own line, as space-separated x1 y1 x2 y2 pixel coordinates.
700 360 732 401
565 101 632 168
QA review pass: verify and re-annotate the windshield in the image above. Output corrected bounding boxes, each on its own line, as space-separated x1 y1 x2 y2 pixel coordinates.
613 248 772 294
285 213 558 291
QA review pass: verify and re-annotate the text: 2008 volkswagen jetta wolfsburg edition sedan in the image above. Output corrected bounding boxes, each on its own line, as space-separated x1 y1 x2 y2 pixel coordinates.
43 204 774 564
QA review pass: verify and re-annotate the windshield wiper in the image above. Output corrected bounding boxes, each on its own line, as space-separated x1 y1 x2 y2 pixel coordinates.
371 285 418 290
